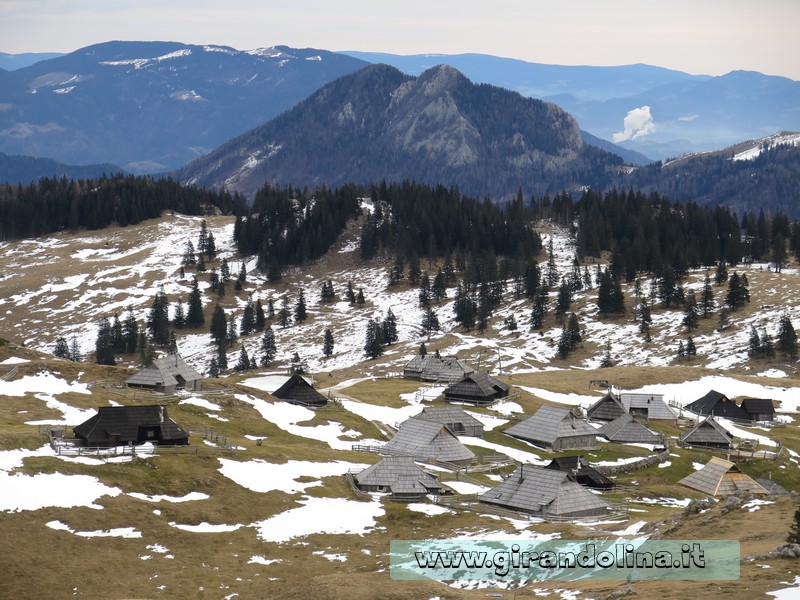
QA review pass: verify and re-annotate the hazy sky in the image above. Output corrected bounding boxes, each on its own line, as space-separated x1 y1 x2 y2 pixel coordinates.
2 0 799 79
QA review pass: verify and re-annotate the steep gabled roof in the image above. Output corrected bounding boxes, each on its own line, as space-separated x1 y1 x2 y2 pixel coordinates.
544 456 613 489
686 390 749 420
125 354 202 388
586 394 627 421
679 457 769 496
741 398 776 417
478 465 609 517
620 393 677 420
504 405 596 445
383 417 475 464
73 405 188 445
404 355 474 382
354 456 441 492
599 413 661 444
679 416 733 447
271 374 327 407
414 406 484 429
444 371 509 399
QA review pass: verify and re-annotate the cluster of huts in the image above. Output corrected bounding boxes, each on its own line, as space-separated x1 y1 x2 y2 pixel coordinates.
70 351 783 519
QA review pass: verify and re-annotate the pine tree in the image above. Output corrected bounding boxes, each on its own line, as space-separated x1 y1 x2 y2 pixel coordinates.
197 219 208 256
600 341 614 368
700 274 716 317
278 296 292 328
556 313 581 359
546 237 559 288
320 280 335 303
208 356 220 378
714 260 728 285
220 257 231 283
382 308 398 345
356 288 366 305
778 315 798 360
182 240 196 266
240 298 256 336
323 328 335 357
639 298 652 342
363 319 384 359
54 337 70 359
267 298 275 319
196 252 206 273
123 307 138 354
186 277 204 327
261 326 276 366
95 319 116 365
531 285 549 330
683 290 699 331
677 340 685 358
388 256 404 286
686 337 697 356
69 336 82 362
226 318 238 347
167 332 178 355
205 231 216 260
421 307 440 339
294 289 307 322
234 346 251 372
725 271 750 310
418 272 431 307
210 304 227 344
749 326 762 358
345 281 356 303
147 286 170 346
408 255 421 286
111 313 125 353
208 269 219 290
290 352 308 375
173 299 186 329
788 506 800 544
238 260 247 283
761 329 776 359
216 341 228 371
137 331 153 366
555 278 572 323
254 299 266 331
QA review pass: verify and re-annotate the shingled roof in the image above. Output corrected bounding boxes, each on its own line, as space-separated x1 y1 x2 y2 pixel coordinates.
599 413 661 444
586 394 627 421
354 456 442 494
73 405 189 447
478 464 610 518
620 393 677 420
679 457 769 496
382 417 475 466
443 371 510 405
271 374 327 407
679 417 733 449
544 456 614 490
403 355 474 383
741 398 776 420
125 354 202 392
504 405 599 450
413 406 484 436
686 390 749 420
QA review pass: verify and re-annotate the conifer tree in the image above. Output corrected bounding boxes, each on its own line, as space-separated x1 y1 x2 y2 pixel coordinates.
725 271 750 310
173 299 186 329
216 341 228 371
715 260 728 285
186 277 204 327
234 346 251 372
556 313 581 359
382 308 398 345
267 298 275 319
226 318 237 347
418 272 431 307
205 231 216 259
345 281 356 303
220 257 231 283
683 290 699 331
197 252 206 273
238 261 247 283
546 237 559 288
787 506 800 544
278 296 292 328
294 288 307 322
356 288 366 305
137 331 153 366
210 304 227 344
197 220 208 255
320 280 335 303
167 332 178 355
111 313 125 353
600 341 614 368
69 336 81 362
261 326 277 366
254 299 266 331
54 337 70 359
778 315 798 361
240 298 256 336
700 274 716 317
388 256 405 286
147 286 170 346
685 337 697 356
408 255 422 286
421 307 440 339
555 278 572 323
290 352 308 375
748 326 761 358
323 328 335 357
182 240 196 267
95 319 116 365
639 298 652 342
208 356 220 378
531 285 549 330
123 307 138 354
363 319 384 359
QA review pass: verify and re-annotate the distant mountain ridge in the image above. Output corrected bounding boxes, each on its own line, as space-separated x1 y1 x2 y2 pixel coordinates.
175 63 625 199
343 52 800 160
0 41 368 173
0 152 123 184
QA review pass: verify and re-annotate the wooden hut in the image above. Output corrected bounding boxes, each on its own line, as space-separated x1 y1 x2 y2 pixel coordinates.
679 417 733 449
353 456 442 501
504 405 599 451
413 406 484 437
741 398 776 422
443 371 510 405
620 393 677 421
585 393 627 422
403 355 474 383
544 456 613 490
382 417 475 467
125 354 202 393
686 390 749 420
599 413 662 445
271 374 327 407
679 457 769 497
478 464 610 518
73 405 189 447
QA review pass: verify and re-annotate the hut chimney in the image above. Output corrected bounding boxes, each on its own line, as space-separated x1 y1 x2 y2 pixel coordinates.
518 464 524 483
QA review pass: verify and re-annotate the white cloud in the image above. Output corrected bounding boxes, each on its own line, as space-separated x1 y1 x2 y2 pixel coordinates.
612 105 655 143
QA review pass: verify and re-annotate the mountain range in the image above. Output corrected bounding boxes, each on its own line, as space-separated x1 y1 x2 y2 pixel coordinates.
175 63 624 199
344 52 800 160
0 41 367 173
